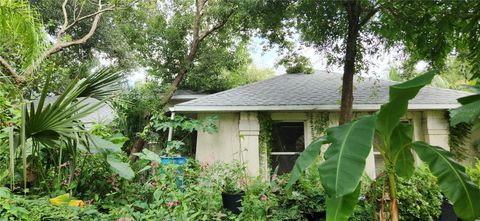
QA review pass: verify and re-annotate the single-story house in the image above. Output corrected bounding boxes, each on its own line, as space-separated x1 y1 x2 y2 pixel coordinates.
172 71 480 178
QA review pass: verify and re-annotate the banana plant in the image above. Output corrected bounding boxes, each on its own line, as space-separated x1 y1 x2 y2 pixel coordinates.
287 71 480 221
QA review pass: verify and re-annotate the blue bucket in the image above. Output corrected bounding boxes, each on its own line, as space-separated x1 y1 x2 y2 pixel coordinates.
160 156 188 165
160 156 188 191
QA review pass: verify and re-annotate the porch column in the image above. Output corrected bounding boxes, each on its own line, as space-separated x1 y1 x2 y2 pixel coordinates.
423 111 450 151
239 112 260 176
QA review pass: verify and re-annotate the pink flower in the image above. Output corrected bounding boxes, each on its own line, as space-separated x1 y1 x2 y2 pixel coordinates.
118 218 131 221
260 194 268 201
167 201 179 208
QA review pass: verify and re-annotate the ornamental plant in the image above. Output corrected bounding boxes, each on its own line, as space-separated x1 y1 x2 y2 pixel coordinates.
287 71 480 221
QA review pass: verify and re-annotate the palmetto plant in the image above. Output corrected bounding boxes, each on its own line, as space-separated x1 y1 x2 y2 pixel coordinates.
7 67 129 192
287 71 480 221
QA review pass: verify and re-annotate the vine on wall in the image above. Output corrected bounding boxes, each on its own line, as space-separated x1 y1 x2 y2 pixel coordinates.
446 112 473 161
257 112 273 178
309 112 329 139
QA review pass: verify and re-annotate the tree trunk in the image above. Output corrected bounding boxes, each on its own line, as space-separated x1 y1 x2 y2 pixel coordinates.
129 137 146 160
159 67 188 107
339 0 361 125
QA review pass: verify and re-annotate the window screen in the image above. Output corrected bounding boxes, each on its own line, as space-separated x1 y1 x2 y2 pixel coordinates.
271 122 305 175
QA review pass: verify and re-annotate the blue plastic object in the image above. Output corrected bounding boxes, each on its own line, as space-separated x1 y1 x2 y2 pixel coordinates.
160 156 188 191
160 156 188 165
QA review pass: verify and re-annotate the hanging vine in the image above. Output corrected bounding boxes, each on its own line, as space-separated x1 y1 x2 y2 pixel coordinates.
257 112 273 178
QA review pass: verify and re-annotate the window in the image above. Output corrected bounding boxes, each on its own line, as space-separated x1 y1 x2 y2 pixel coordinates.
271 122 305 175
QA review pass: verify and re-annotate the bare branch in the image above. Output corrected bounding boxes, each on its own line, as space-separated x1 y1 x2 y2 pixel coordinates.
0 56 24 83
58 0 69 39
60 12 103 48
64 6 114 31
198 9 235 42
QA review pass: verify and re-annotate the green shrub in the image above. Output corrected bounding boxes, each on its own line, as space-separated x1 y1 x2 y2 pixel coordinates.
0 188 102 220
359 167 443 221
467 160 480 186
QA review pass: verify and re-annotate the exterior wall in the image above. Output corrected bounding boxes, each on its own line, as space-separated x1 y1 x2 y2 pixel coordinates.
239 112 261 176
195 112 261 177
422 110 450 151
195 109 456 179
196 113 241 166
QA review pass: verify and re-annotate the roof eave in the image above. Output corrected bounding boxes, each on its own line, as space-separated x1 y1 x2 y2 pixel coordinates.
173 103 461 112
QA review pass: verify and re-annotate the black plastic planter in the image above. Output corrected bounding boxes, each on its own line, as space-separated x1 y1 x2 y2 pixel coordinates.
439 197 461 221
305 211 326 221
222 191 245 214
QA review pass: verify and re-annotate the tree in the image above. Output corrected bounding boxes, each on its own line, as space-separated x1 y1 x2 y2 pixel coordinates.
388 57 474 90
120 0 251 107
0 0 128 85
251 0 474 124
119 0 260 156
288 72 480 221
33 0 136 71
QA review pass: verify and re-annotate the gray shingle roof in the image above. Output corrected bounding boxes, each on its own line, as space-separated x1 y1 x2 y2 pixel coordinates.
174 71 471 112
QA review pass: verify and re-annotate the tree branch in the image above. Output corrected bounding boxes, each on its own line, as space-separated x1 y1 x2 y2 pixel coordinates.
22 0 110 81
58 0 69 39
0 56 24 82
198 9 235 42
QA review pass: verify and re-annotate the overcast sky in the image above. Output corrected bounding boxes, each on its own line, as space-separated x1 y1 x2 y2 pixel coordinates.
128 37 428 84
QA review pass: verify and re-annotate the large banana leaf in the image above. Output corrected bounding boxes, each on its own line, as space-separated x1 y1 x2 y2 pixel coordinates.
319 115 376 197
390 123 414 178
325 183 361 221
376 72 435 145
449 98 480 128
412 141 480 220
286 136 330 189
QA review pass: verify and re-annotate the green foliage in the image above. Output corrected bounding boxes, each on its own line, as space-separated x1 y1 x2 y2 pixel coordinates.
141 113 218 156
388 57 475 91
120 0 254 92
112 81 165 145
208 161 246 194
447 120 472 161
467 160 480 186
0 0 46 71
289 72 480 221
361 167 442 221
309 112 330 140
32 0 135 70
257 112 273 177
413 142 480 220
278 54 314 74
320 115 376 198
450 93 480 130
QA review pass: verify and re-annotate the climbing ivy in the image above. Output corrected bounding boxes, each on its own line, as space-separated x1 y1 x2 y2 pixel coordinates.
308 112 329 139
257 112 273 177
446 112 473 161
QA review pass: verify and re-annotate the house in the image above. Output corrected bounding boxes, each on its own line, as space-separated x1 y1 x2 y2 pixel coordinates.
172 71 480 178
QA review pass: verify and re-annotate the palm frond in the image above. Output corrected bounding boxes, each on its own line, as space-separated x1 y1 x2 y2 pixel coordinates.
79 68 124 100
25 67 123 146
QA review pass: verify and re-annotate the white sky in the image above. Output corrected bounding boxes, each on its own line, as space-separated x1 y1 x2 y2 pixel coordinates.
249 37 428 79
127 37 428 84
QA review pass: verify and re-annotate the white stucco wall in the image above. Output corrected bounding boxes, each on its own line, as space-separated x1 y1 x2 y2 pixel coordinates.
196 113 241 165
